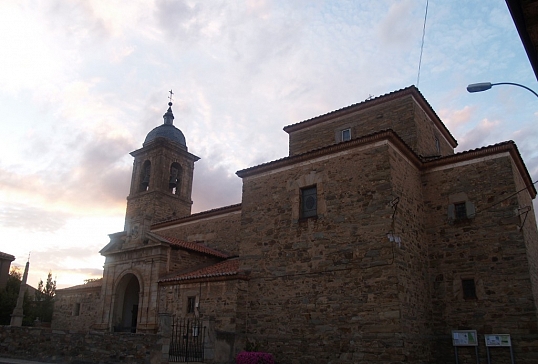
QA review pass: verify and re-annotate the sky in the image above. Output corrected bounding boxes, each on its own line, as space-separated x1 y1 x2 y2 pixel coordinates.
1 0 537 289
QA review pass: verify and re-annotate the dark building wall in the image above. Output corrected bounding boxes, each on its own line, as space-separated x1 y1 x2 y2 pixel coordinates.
423 155 538 363
286 94 454 159
158 280 239 332
0 253 14 290
152 210 242 255
388 146 433 362
52 287 101 331
238 143 407 363
166 248 222 275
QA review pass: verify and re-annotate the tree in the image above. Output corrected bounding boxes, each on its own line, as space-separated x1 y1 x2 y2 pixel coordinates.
32 271 56 323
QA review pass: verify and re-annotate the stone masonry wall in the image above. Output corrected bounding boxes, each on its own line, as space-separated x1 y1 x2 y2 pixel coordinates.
98 244 169 333
287 95 453 158
0 326 163 364
152 210 242 255
167 248 222 274
158 280 240 363
512 158 538 323
52 287 102 332
125 139 197 246
388 146 432 362
412 101 454 157
159 280 238 332
423 155 538 363
238 143 404 363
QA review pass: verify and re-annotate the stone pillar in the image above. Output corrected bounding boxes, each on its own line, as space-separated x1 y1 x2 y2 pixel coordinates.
158 313 172 364
10 260 29 326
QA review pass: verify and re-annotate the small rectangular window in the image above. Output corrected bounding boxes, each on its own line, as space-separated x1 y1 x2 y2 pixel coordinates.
73 303 81 316
341 128 351 142
301 186 317 218
435 136 440 154
187 296 196 313
462 279 477 299
454 202 467 219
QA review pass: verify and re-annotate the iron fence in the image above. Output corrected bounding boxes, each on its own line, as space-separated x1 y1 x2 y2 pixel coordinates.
169 317 206 362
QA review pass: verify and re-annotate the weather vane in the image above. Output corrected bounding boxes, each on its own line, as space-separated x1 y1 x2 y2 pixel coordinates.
168 89 174 103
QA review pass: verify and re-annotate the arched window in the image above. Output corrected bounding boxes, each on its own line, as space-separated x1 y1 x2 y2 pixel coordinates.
169 162 182 195
139 160 151 192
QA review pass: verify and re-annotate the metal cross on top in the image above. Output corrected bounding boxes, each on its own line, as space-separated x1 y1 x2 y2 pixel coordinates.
168 89 174 103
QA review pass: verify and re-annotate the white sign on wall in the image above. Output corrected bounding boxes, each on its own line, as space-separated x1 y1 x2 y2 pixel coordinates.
452 330 478 346
485 334 511 347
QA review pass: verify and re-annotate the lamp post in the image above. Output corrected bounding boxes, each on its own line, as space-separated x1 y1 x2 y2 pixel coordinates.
467 82 538 98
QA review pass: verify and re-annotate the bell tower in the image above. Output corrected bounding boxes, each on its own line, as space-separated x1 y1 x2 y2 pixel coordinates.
124 99 199 246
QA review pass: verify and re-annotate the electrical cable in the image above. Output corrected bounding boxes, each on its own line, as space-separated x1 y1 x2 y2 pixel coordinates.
469 180 538 218
417 0 429 87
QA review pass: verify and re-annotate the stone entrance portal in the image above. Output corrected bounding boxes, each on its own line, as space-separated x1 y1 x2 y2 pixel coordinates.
113 274 140 333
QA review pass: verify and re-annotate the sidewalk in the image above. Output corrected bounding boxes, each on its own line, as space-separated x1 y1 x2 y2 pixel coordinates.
0 359 51 364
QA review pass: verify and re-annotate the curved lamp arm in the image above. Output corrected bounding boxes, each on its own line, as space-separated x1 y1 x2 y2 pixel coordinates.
467 82 538 99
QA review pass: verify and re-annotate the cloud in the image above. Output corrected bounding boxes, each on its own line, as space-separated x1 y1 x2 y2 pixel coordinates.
111 45 136 63
456 118 500 151
0 204 71 232
439 105 476 135
378 0 418 47
0 130 132 214
191 158 243 213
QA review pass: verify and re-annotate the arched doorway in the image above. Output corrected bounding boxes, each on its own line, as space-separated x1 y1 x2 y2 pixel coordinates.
113 274 140 333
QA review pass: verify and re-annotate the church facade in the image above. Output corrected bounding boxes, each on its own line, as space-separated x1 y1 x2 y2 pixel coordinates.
53 86 538 363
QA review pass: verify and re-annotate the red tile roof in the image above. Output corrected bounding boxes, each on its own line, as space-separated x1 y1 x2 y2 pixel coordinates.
159 259 241 283
149 233 230 258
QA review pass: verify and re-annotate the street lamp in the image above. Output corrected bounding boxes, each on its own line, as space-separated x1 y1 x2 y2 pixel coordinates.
467 82 538 98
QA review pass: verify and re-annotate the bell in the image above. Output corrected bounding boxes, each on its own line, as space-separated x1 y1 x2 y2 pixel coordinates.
169 177 177 189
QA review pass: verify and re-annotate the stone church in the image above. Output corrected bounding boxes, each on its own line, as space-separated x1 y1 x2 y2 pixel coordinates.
52 86 538 363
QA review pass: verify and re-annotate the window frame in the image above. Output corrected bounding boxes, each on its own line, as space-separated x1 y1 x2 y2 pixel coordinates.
462 278 477 300
341 128 351 142
448 200 476 222
454 202 467 220
300 185 318 219
73 303 81 316
187 296 196 313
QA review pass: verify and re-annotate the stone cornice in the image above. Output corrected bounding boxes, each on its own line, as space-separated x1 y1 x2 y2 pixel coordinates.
130 137 200 162
236 129 420 178
423 141 536 198
236 131 536 198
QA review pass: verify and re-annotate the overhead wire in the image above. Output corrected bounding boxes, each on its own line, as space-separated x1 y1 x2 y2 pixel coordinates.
417 0 429 87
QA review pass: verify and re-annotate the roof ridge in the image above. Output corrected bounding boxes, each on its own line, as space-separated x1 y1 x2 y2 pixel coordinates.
282 85 457 147
237 129 419 178
149 232 231 258
158 258 241 283
152 203 242 227
283 86 416 131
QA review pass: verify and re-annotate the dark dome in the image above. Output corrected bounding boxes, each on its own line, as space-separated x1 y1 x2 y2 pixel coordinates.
143 102 186 147
143 124 186 147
